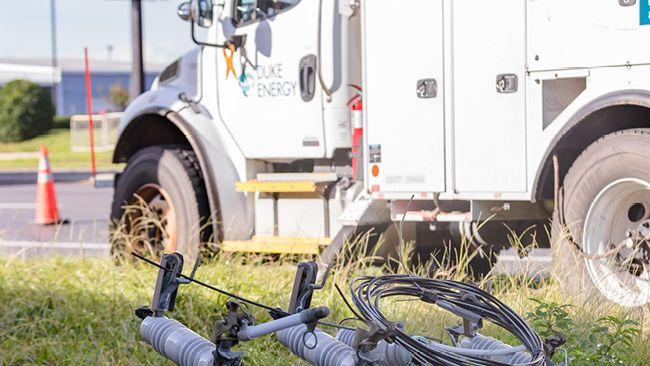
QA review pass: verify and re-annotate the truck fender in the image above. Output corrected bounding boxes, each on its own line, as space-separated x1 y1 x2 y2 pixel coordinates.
171 108 252 241
533 89 650 200
113 107 251 242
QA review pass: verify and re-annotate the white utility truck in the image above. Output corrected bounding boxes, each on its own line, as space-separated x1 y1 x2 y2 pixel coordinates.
112 0 650 307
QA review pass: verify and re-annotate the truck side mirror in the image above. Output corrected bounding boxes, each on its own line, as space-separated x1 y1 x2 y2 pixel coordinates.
180 0 228 49
191 0 214 28
178 0 214 28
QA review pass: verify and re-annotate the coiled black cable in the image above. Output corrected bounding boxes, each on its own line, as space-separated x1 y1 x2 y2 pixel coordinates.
349 274 547 366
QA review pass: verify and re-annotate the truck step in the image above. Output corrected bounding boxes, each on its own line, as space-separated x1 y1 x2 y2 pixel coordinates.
236 173 337 193
220 236 331 255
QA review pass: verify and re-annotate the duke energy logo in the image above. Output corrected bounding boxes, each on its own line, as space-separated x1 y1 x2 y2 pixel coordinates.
641 0 650 25
239 63 297 98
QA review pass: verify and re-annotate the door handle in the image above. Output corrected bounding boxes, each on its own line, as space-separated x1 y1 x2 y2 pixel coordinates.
299 54 317 102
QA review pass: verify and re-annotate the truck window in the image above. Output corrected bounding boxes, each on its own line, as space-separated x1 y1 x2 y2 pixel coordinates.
234 0 300 26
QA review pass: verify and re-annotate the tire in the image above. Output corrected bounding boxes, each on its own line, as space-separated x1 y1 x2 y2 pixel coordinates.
110 145 211 269
552 129 650 307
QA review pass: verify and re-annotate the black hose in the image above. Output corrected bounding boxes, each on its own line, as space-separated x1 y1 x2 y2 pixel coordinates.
349 274 547 366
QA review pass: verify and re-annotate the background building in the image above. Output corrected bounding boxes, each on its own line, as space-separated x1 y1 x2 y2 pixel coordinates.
0 58 161 116
0 62 61 96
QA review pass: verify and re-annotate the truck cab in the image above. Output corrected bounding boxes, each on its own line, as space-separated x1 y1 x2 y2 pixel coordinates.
113 0 650 307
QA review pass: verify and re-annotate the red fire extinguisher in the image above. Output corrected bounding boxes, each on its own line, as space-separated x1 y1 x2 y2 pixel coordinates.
348 85 363 181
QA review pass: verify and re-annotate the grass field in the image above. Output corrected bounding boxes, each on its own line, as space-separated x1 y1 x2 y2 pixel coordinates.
1 248 648 366
0 128 119 170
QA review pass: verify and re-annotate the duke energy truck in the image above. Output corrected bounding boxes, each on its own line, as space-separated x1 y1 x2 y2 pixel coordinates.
112 0 650 307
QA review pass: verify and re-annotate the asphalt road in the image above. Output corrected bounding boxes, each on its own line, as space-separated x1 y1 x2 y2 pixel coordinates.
0 172 551 275
0 172 113 257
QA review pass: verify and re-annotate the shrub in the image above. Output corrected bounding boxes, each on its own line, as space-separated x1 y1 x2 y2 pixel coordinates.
0 80 54 142
53 115 71 129
527 298 641 365
108 81 129 110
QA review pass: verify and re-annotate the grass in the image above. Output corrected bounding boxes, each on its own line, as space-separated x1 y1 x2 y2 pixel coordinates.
2 205 649 365
1 246 648 365
0 128 119 170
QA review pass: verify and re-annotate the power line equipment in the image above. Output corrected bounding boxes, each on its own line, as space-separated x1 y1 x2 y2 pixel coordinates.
133 253 567 366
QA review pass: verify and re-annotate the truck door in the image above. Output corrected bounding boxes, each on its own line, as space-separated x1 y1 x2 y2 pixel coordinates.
363 1 446 194
216 0 324 159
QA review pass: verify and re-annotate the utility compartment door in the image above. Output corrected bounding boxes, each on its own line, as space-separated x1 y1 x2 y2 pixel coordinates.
363 0 445 194
452 1 527 193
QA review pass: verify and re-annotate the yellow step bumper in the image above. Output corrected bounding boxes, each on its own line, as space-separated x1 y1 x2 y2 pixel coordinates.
235 180 317 193
220 236 331 255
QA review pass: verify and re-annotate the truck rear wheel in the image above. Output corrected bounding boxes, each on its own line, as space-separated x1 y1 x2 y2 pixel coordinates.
553 129 650 307
110 146 211 268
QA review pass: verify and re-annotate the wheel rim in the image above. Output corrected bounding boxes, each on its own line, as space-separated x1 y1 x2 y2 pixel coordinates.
583 178 650 307
129 183 178 254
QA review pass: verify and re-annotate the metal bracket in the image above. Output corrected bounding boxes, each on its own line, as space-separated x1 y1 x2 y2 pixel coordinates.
150 253 190 316
179 92 201 114
420 290 483 337
213 301 252 366
214 345 243 366
288 261 330 313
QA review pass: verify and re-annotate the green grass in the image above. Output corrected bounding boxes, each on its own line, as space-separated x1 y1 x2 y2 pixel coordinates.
0 129 120 170
1 252 648 365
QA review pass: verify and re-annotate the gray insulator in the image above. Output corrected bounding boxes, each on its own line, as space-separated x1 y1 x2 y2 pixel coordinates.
335 328 356 346
277 325 358 366
335 328 414 366
140 316 215 366
459 333 532 365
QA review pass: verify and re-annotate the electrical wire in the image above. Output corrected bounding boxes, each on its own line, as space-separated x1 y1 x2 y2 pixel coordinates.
397 195 415 275
132 252 357 331
131 252 288 316
317 320 355 331
349 274 548 366
334 282 364 321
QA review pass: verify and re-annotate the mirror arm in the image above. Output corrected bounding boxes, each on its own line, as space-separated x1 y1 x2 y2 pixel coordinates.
190 21 227 48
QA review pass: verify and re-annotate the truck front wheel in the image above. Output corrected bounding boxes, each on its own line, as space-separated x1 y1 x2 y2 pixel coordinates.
110 146 211 268
553 129 650 307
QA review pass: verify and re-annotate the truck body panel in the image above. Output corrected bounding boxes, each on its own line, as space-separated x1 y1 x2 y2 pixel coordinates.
362 0 650 202
363 0 446 194
528 0 650 71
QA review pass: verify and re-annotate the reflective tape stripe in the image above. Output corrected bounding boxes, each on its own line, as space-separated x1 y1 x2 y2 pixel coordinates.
38 157 51 172
37 172 53 183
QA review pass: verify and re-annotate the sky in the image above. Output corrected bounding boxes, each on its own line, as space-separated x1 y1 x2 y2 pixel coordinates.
0 0 196 66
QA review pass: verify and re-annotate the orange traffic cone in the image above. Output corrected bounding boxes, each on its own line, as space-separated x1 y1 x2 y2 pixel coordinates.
35 145 64 225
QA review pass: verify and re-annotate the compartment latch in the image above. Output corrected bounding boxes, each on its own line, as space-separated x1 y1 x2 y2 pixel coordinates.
416 78 437 98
